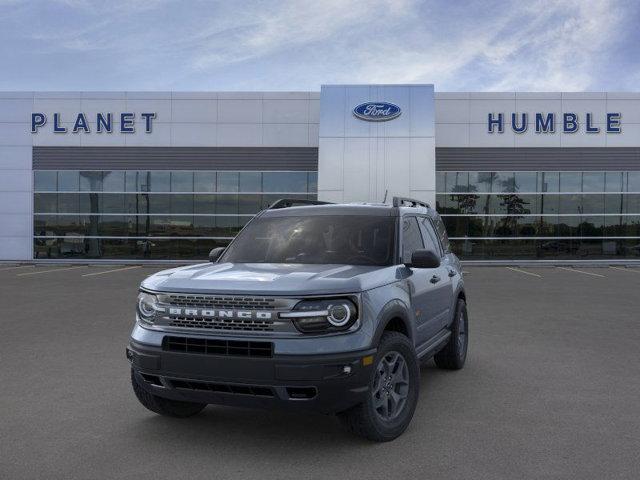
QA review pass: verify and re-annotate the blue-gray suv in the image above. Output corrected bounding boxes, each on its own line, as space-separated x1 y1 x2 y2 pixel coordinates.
127 197 468 441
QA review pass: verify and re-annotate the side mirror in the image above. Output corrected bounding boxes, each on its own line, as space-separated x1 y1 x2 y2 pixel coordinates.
208 247 225 263
408 249 440 269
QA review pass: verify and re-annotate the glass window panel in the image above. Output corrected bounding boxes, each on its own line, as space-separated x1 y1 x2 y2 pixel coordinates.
625 216 640 237
604 194 624 214
623 194 640 215
239 194 262 214
194 172 216 192
469 172 493 193
78 193 100 214
216 194 238 214
580 216 604 236
467 217 484 237
559 194 581 214
488 195 509 215
582 172 604 193
540 194 559 214
515 216 539 237
57 171 79 192
418 218 442 255
57 193 79 213
262 172 308 193
98 215 126 236
148 171 170 192
618 239 640 258
170 194 194 214
628 172 640 192
79 172 103 192
494 172 515 192
147 194 170 214
493 217 517 237
194 194 216 214
574 240 604 259
34 193 57 213
170 172 194 192
435 194 448 213
34 171 57 191
560 172 582 192
558 216 580 236
514 172 537 192
435 172 445 192
581 194 604 214
239 172 261 192
217 172 239 192
605 172 623 192
101 194 125 214
101 171 125 192
442 216 467 238
604 216 624 236
539 216 558 236
538 172 559 192
307 172 318 193
445 172 468 193
126 171 148 192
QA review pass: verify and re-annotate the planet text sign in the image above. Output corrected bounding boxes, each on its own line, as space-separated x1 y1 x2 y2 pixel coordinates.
30 112 157 134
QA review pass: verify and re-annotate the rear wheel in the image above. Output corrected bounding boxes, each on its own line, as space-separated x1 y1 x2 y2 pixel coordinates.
338 331 419 442
131 369 206 418
434 298 468 370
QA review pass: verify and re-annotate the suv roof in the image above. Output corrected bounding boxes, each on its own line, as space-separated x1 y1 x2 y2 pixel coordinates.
262 197 438 218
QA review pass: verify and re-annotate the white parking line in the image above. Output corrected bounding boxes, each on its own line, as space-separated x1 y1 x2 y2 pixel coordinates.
17 266 86 276
557 266 606 278
506 267 542 278
82 266 142 277
0 265 34 272
609 266 640 274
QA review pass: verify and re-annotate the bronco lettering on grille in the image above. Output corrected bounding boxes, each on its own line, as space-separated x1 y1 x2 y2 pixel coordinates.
167 308 273 320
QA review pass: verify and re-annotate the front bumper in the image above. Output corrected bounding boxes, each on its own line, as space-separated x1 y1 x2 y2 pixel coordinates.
127 339 376 414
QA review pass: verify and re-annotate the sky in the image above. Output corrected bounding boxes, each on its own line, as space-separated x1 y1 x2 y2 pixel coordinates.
0 0 638 92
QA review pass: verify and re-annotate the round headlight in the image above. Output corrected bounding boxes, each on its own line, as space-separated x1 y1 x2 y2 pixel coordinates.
137 292 157 322
327 303 352 327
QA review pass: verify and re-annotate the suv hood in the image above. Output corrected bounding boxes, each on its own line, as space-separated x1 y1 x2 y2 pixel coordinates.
141 262 399 296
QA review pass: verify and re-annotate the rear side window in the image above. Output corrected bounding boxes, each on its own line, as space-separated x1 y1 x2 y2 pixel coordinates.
402 217 424 264
433 215 451 253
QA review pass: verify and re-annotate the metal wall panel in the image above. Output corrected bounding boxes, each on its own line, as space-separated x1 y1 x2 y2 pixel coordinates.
33 147 318 171
436 147 640 171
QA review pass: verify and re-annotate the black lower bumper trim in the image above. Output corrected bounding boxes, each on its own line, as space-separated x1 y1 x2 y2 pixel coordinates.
128 340 375 414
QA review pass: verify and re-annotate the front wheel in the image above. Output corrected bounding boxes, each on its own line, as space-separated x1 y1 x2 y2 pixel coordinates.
131 369 206 418
338 331 420 442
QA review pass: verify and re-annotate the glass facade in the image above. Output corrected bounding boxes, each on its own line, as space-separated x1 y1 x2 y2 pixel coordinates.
34 170 317 260
436 171 640 260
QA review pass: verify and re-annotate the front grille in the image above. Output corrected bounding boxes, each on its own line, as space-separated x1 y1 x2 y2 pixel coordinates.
163 336 273 358
163 294 277 310
169 379 274 397
168 316 275 332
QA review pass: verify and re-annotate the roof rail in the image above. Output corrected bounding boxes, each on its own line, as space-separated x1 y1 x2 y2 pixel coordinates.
268 198 333 210
392 196 430 209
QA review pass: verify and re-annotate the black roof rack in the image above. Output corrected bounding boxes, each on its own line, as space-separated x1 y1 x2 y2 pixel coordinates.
392 196 430 209
268 198 333 210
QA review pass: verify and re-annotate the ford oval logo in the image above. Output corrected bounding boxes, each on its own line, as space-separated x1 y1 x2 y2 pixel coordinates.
353 102 402 122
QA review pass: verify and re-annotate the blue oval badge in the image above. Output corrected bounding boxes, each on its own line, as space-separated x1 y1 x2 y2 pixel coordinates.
353 102 402 122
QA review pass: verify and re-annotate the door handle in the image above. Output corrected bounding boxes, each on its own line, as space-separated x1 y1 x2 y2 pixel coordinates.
430 275 441 284
448 269 457 277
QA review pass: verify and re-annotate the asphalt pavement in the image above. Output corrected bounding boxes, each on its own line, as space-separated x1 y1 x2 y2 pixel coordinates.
1 264 639 479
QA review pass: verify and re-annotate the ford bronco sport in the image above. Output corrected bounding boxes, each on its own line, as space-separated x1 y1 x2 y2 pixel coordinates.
127 197 468 441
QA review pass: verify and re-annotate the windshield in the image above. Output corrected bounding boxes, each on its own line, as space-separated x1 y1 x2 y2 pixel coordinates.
220 215 396 266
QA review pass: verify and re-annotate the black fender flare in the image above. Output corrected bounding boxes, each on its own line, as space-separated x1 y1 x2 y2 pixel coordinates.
371 299 414 347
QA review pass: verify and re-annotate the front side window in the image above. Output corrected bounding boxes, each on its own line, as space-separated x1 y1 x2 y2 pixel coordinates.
419 217 442 255
220 215 395 266
401 217 424 264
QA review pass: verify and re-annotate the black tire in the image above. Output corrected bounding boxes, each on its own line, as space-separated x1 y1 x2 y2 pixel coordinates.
131 369 206 418
338 331 420 442
434 298 468 370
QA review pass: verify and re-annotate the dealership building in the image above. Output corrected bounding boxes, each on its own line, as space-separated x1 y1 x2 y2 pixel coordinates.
1 84 639 262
